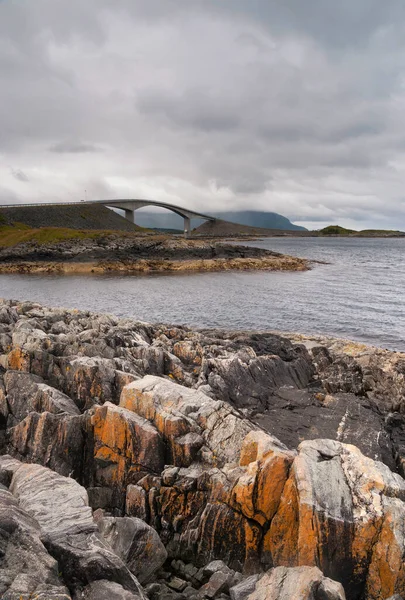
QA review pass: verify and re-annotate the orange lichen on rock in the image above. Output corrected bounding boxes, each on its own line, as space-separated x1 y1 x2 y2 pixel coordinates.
92 402 164 489
366 498 405 599
7 347 30 371
172 341 203 366
265 476 299 567
231 431 294 526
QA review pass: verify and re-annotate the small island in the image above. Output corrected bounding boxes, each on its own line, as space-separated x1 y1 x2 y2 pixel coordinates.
0 223 309 274
315 224 405 237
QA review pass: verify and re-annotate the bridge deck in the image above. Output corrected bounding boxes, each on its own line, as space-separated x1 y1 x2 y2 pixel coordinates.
0 199 215 221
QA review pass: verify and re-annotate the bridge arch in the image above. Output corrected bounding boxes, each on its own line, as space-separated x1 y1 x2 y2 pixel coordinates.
98 199 215 236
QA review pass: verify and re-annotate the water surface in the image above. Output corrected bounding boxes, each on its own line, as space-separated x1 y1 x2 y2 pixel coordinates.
0 237 404 351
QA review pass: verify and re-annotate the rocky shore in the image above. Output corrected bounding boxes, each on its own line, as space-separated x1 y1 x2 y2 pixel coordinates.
0 299 405 599
0 235 308 274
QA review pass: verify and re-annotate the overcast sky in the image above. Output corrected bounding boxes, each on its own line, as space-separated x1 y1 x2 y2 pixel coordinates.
1 0 405 229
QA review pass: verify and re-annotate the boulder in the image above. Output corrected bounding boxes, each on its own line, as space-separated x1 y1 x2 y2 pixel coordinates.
75 580 144 600
3 582 72 599
198 570 234 598
95 512 167 584
268 440 405 599
4 370 80 423
7 411 87 479
229 574 262 600
0 485 68 598
203 561 234 579
56 356 119 410
5 459 145 597
231 431 294 526
92 402 164 506
120 376 281 467
197 345 313 412
246 566 346 600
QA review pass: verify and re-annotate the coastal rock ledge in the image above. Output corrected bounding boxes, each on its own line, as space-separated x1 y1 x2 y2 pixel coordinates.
0 299 405 599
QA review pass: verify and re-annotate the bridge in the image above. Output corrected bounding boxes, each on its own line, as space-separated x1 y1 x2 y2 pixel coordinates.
92 199 216 235
0 199 216 236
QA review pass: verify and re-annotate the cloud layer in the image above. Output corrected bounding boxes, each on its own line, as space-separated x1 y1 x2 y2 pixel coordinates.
1 0 405 229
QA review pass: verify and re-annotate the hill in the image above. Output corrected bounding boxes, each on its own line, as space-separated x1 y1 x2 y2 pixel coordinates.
193 218 302 237
129 209 306 231
211 210 307 231
317 224 405 237
318 225 355 235
0 204 142 232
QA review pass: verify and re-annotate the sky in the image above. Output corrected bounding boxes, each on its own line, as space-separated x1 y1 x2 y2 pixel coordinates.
1 0 405 230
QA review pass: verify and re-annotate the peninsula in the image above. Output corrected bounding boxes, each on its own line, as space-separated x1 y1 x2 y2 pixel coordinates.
0 226 309 274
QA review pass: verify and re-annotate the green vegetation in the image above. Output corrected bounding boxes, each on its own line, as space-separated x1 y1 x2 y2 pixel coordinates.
355 229 405 237
318 225 355 235
0 224 151 248
316 225 405 237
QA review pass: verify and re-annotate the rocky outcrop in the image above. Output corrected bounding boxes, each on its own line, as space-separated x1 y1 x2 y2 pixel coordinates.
0 480 71 599
0 235 310 274
1 299 405 599
245 566 346 600
268 439 405 599
92 401 164 508
0 456 146 599
95 511 168 584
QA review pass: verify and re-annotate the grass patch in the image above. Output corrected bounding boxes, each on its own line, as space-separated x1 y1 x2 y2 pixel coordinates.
316 225 405 237
355 229 405 237
318 225 356 235
0 225 153 248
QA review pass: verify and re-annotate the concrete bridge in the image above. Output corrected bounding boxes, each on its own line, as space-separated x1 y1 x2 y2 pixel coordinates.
91 199 216 235
0 199 217 236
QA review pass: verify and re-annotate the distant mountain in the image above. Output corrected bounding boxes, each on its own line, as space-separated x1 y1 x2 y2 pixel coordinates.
129 209 306 231
211 211 307 231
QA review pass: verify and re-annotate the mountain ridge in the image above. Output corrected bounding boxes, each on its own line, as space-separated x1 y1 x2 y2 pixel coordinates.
129 209 306 231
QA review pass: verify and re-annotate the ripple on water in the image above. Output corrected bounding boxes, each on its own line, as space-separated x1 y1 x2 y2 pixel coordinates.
0 237 404 351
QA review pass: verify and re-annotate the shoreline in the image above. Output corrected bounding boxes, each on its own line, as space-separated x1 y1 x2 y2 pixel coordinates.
1 298 405 598
0 256 309 275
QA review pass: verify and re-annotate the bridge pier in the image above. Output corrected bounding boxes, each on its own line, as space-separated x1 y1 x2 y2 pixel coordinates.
183 216 191 238
124 209 134 223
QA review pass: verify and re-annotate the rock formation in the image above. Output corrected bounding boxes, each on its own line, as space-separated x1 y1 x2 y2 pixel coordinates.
0 236 309 274
1 298 405 599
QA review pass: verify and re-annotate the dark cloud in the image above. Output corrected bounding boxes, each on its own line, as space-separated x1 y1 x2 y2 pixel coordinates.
50 141 102 154
0 0 405 228
11 169 29 182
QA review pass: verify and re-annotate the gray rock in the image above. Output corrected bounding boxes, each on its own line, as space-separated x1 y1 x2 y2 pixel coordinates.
76 580 144 600
183 563 199 582
4 370 80 422
203 561 234 578
7 411 87 479
246 566 346 600
95 514 167 584
126 484 149 520
229 575 262 600
198 572 234 599
253 390 396 471
145 583 164 598
0 486 68 598
6 460 146 597
168 577 188 592
120 376 280 469
183 586 199 599
87 486 114 509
